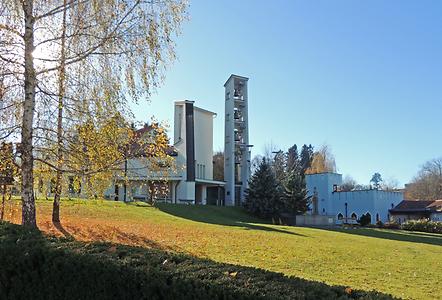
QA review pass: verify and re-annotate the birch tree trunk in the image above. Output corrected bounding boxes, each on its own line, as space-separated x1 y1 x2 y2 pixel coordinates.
21 0 37 227
53 0 68 223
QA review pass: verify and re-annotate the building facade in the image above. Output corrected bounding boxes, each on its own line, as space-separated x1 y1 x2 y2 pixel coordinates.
389 200 442 223
224 75 252 206
106 100 225 204
306 172 403 224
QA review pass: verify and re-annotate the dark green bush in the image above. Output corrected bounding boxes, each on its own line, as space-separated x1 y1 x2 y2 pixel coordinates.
0 222 397 300
401 219 442 234
358 214 372 226
378 222 400 230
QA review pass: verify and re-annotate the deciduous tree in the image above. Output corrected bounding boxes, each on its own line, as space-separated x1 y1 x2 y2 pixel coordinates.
406 158 442 200
1 0 188 226
306 145 336 174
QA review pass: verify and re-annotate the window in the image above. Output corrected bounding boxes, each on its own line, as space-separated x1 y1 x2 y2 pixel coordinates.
376 213 380 222
351 213 357 220
337 213 344 220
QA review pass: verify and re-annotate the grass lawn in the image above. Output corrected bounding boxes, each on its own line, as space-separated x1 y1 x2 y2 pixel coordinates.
3 198 442 299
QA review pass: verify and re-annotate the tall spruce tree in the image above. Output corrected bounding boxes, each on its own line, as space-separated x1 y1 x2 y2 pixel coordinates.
300 144 314 174
244 158 282 218
282 170 310 215
287 144 299 173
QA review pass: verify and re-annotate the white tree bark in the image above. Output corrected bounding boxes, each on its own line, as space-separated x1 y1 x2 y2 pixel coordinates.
21 0 37 227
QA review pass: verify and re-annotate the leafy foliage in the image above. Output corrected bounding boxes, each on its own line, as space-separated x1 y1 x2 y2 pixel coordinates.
401 219 442 234
305 145 336 175
0 222 396 300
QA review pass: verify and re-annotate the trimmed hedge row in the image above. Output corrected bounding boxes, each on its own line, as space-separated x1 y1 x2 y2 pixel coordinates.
0 222 397 300
401 219 442 234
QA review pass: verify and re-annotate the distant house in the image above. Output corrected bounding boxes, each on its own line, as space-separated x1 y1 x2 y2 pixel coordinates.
306 173 403 224
389 200 442 224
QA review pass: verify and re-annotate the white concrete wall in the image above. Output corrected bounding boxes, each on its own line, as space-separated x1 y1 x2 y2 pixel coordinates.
431 212 442 222
307 173 403 223
296 215 335 226
174 102 187 180
331 190 402 223
176 181 195 203
194 107 214 180
306 173 342 215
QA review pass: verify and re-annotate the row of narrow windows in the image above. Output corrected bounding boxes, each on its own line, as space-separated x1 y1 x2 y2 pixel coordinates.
337 212 381 222
196 163 206 179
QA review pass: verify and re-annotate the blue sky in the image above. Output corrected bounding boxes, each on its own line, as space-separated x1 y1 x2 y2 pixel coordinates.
131 0 442 186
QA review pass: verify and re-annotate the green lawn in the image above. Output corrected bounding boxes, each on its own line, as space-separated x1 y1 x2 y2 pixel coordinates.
4 199 442 299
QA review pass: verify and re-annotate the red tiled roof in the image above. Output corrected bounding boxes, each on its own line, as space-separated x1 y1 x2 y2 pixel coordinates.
427 200 442 211
129 124 177 157
390 200 441 213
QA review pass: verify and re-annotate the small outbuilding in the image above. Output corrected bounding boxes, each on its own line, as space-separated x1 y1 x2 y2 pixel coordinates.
389 200 442 224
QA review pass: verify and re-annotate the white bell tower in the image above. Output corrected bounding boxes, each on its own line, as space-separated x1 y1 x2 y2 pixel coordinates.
224 75 252 206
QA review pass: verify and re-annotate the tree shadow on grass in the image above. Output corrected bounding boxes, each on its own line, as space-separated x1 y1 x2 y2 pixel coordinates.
0 221 396 300
53 221 73 239
323 227 442 247
155 203 307 237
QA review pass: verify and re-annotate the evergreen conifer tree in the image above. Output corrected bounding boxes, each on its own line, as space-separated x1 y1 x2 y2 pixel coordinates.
300 144 314 174
244 158 282 218
282 169 310 215
286 144 299 173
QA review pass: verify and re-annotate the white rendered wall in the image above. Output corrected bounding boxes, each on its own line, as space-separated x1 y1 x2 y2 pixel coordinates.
194 108 214 180
306 173 342 215
176 181 195 203
174 103 187 180
306 173 403 223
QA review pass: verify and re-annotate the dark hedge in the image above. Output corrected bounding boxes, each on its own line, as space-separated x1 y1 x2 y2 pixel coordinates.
0 222 397 300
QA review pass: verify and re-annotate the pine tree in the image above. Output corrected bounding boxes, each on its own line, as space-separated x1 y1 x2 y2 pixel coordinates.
287 144 299 173
282 170 310 215
300 144 314 174
244 158 282 218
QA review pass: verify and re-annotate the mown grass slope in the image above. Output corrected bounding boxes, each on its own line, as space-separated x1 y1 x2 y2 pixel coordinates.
3 199 441 299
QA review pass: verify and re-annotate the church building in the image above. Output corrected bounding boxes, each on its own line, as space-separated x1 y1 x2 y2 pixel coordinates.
306 172 403 224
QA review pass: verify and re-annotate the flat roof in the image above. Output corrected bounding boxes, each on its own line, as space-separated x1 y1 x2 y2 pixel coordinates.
174 100 216 116
194 106 217 116
195 179 226 186
223 74 249 87
305 172 343 176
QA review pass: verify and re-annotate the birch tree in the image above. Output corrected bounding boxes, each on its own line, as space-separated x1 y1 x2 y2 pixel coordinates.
0 0 188 227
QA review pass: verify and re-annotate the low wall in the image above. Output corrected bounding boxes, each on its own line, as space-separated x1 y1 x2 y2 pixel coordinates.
296 215 335 226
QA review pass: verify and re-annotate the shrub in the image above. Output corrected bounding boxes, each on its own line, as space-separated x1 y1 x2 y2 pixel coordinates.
358 214 372 227
0 222 397 300
379 222 401 230
401 219 442 234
